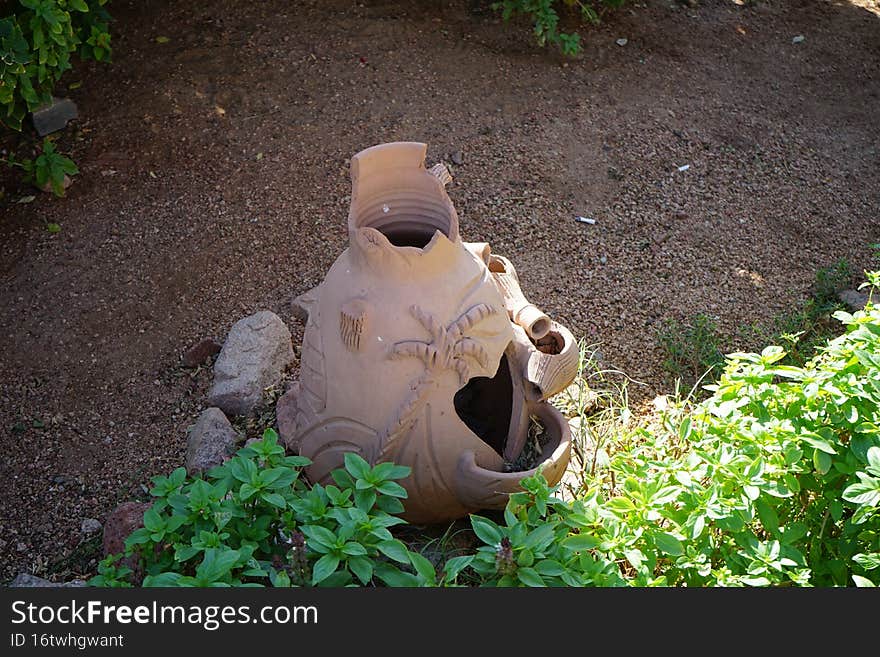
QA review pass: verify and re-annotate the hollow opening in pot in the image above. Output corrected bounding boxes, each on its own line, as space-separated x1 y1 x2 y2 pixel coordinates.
453 353 513 457
531 329 564 355
357 196 453 249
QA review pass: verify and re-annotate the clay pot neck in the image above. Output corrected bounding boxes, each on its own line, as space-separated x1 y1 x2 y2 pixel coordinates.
347 141 460 252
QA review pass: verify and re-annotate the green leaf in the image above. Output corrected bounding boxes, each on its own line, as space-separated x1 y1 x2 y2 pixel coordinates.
311 553 340 585
441 556 474 581
261 492 287 508
813 449 832 475
155 36 170 44
344 452 371 480
852 575 876 587
408 552 436 582
867 446 880 473
348 556 373 585
375 480 408 498
853 553 880 571
46 222 60 233
377 539 410 564
269 569 290 587
354 488 376 511
561 534 599 551
755 499 779 534
470 515 502 546
142 508 162 532
534 559 565 577
523 524 556 550
302 525 336 550
374 563 420 587
800 432 837 455
196 548 240 583
341 542 367 557
842 481 880 506
517 567 545 587
607 496 636 514
654 532 683 557
371 461 411 480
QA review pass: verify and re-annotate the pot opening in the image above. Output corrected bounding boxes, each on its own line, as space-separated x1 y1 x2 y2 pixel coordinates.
532 329 564 355
357 196 453 249
453 353 513 457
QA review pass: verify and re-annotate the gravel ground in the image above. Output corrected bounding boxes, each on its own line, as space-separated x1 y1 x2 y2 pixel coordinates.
1 0 878 583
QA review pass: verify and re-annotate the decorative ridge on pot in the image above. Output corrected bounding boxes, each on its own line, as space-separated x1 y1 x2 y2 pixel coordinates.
279 141 580 523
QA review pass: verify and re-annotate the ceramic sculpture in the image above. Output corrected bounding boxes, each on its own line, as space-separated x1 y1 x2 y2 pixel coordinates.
278 142 579 523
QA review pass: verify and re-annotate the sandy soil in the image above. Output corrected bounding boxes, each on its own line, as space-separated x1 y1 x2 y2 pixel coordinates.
1 0 878 582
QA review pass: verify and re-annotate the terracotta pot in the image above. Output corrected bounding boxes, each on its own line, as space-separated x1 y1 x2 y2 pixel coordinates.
281 142 579 523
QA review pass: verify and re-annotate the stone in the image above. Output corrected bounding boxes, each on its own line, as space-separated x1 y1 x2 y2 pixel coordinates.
11 573 85 587
838 289 869 312
31 97 78 136
207 311 294 415
102 501 150 557
185 407 238 476
81 518 102 535
182 338 222 368
450 150 463 165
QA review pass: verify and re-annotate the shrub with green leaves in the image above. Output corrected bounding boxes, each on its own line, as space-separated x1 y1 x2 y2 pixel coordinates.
656 312 725 392
6 135 78 196
464 276 880 587
1 0 111 131
90 430 472 587
493 0 627 55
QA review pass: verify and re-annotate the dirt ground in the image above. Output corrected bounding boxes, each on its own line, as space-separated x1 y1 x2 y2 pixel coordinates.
1 0 878 583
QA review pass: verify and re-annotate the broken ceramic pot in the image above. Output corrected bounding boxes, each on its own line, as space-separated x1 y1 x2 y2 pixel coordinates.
278 141 579 523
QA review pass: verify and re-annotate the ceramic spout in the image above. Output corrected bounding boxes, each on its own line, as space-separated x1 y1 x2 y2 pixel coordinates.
488 254 551 340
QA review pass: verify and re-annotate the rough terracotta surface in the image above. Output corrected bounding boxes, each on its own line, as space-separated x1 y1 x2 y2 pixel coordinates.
185 407 239 475
207 310 294 415
286 142 578 523
102 501 150 557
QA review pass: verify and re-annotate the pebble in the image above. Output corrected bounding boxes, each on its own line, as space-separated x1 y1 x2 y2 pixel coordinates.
81 518 102 535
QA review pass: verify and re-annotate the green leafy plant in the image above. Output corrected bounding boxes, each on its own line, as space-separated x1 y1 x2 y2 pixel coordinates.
656 312 725 393
492 0 627 55
90 429 468 588
6 136 78 196
738 259 855 368
812 258 852 310
1 0 111 131
463 281 880 587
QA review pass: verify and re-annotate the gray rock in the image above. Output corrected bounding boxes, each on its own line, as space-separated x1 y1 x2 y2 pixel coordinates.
31 97 78 136
451 150 463 165
81 518 102 535
11 573 85 587
838 289 869 312
207 311 294 415
186 408 239 476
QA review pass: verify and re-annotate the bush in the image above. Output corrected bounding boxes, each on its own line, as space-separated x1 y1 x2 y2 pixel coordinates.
1 0 112 131
91 430 472 587
466 274 880 586
493 0 628 55
94 275 880 587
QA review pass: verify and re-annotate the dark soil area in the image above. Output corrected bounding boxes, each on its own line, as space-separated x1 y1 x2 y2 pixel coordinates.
1 0 878 583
